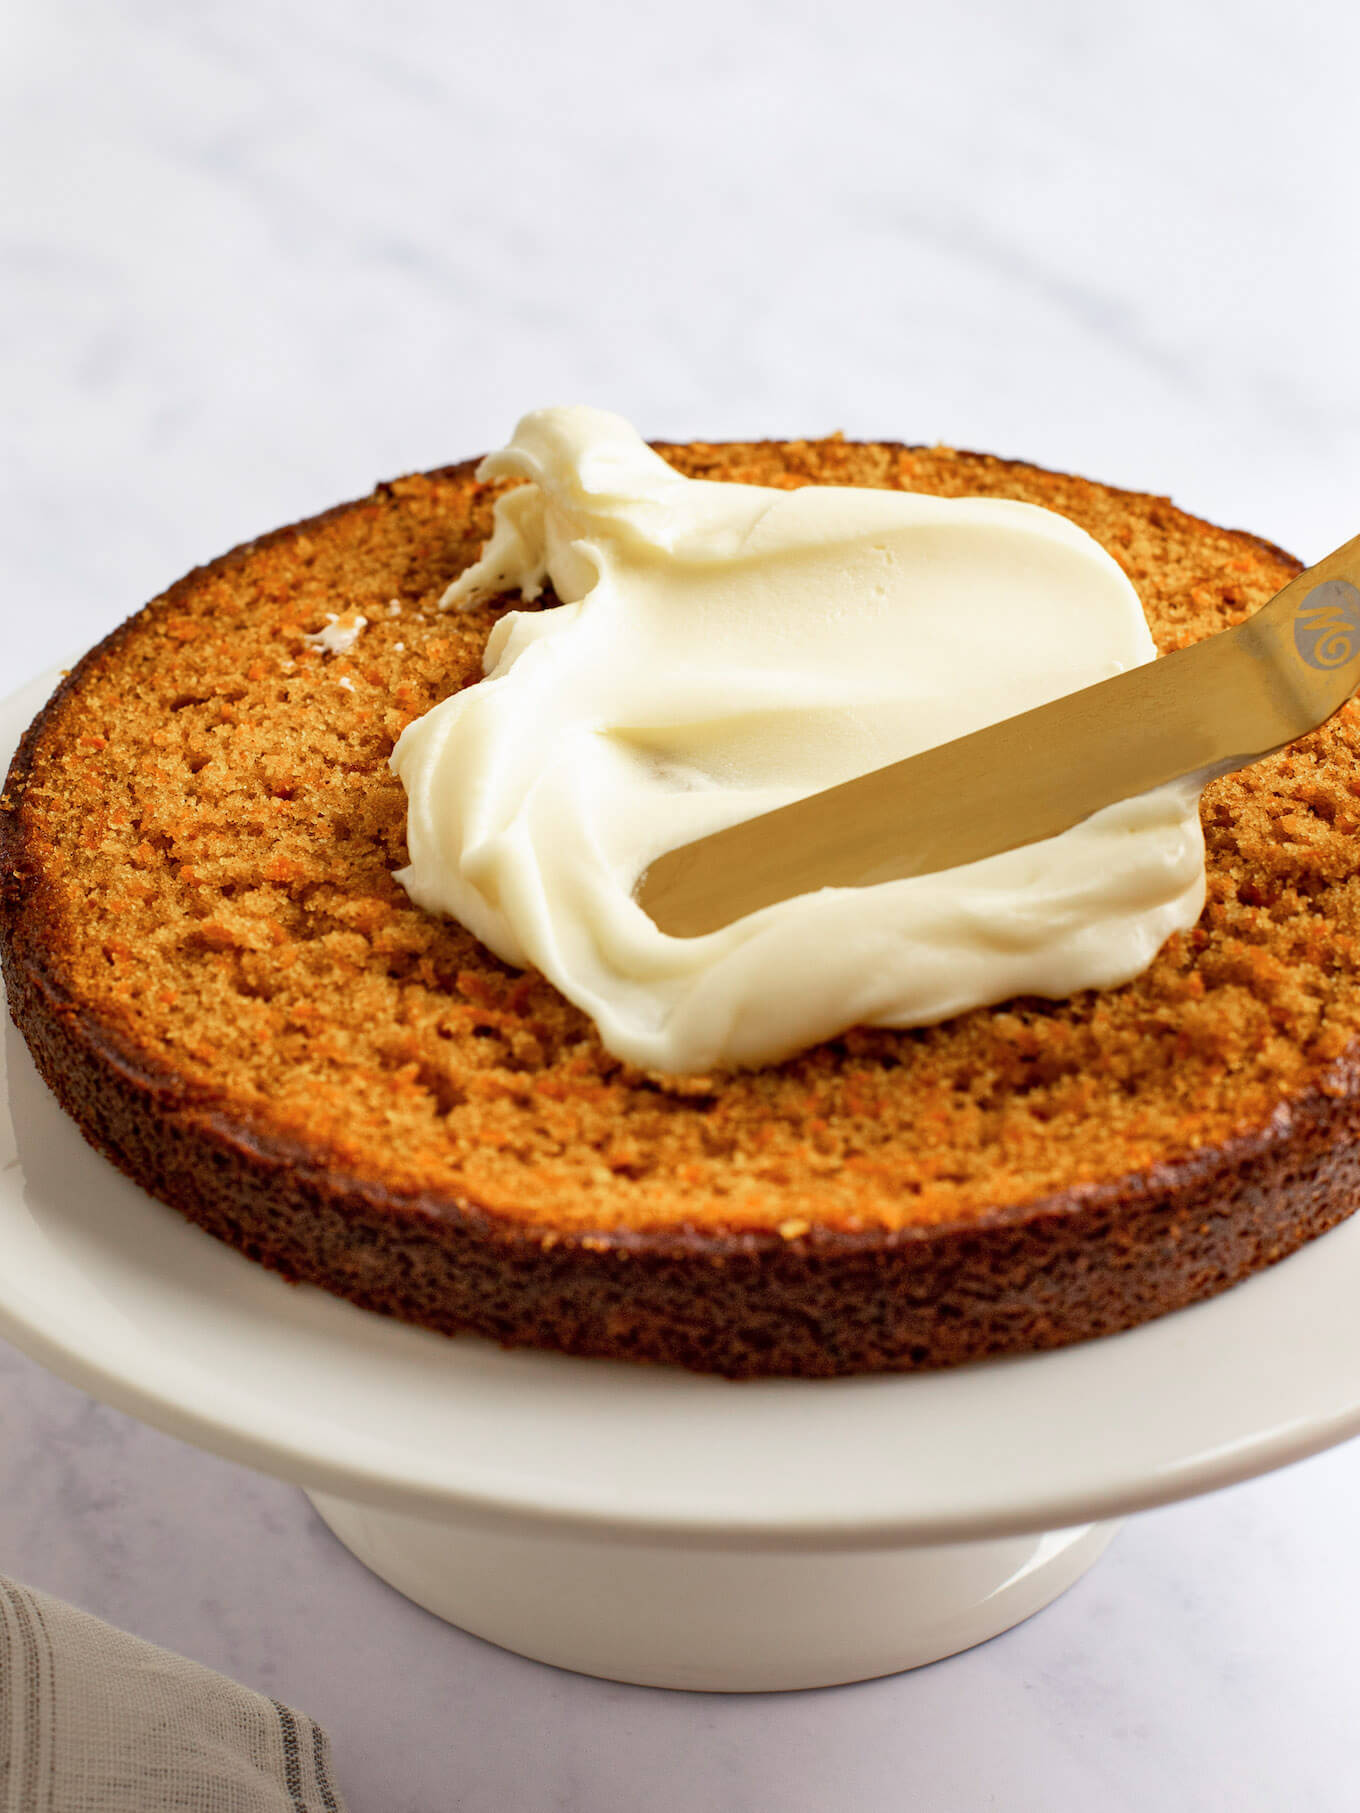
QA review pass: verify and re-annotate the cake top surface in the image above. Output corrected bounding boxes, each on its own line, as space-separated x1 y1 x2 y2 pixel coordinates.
5 436 1354 1241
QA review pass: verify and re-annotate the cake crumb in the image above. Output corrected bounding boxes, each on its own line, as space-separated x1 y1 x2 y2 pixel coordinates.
304 612 368 656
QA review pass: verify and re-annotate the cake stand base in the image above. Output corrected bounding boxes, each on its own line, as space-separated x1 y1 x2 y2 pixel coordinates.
306 1491 1119 1692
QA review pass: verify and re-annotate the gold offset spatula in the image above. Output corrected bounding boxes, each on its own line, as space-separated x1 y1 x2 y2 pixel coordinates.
637 533 1360 939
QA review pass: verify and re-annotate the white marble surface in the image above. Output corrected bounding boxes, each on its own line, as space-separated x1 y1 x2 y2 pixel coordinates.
3 0 1360 1806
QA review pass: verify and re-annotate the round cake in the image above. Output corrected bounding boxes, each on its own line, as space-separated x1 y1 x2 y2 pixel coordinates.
4 438 1359 1378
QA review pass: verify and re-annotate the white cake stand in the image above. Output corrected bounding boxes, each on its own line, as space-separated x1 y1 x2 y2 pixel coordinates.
5 671 1360 1691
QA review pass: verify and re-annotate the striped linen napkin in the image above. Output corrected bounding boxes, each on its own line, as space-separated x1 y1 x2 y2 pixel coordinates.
0 1576 348 1812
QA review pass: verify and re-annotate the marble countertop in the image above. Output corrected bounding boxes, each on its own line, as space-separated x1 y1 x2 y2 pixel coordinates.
4 1 1360 1806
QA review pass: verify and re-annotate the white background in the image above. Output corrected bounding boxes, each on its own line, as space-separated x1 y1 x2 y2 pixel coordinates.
3 2 1360 1807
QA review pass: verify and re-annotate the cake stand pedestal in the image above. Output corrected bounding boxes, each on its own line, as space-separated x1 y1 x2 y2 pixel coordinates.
305 1491 1117 1691
6 670 1360 1691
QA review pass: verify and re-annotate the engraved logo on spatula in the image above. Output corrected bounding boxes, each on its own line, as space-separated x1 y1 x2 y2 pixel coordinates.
1293 580 1360 670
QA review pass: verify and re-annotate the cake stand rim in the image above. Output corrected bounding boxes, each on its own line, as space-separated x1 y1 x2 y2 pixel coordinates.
3 1269 1360 1550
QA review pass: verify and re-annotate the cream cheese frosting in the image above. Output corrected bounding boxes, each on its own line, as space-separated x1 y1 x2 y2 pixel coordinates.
391 408 1206 1073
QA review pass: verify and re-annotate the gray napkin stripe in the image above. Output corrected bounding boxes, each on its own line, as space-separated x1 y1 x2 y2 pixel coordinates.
273 1702 309 1813
2 1579 54 1813
311 1717 343 1813
272 1700 343 1813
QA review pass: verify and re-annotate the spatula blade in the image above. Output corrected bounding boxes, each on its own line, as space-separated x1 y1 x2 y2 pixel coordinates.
637 535 1360 939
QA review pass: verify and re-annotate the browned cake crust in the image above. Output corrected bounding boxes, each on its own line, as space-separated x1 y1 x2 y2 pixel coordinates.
5 439 1360 1377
